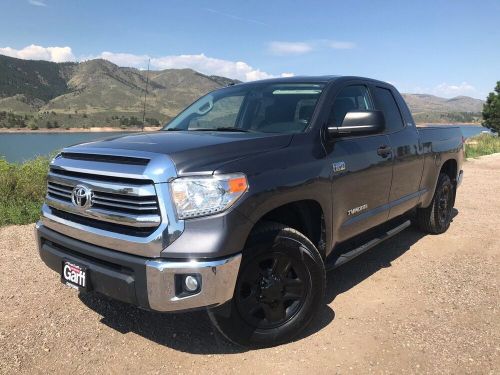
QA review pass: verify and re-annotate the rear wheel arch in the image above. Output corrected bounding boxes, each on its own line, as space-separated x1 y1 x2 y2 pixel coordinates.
439 159 458 205
416 172 454 234
440 158 458 183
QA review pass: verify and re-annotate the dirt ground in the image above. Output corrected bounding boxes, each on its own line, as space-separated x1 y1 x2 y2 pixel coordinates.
1 154 499 375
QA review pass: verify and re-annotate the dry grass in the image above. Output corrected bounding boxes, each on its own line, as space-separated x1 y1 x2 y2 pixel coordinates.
465 133 500 158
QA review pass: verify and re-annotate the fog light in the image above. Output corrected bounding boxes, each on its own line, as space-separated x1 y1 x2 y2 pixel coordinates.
184 275 199 292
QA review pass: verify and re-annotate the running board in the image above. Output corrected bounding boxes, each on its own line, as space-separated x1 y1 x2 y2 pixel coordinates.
325 219 412 271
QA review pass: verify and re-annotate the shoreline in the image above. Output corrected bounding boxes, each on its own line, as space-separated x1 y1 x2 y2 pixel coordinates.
0 126 162 134
417 122 482 126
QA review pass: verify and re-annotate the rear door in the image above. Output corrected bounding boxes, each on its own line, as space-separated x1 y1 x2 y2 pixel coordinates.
372 86 425 218
327 83 393 242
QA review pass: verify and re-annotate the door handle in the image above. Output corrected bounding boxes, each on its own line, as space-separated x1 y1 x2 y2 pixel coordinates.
377 145 392 158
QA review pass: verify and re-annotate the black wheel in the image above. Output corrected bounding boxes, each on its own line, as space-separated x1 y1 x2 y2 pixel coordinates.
208 222 325 347
416 173 455 234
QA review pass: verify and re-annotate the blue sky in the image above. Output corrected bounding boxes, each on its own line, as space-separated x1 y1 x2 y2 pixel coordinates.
0 0 499 99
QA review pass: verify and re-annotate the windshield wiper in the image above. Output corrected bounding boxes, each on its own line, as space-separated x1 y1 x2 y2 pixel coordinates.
190 127 253 132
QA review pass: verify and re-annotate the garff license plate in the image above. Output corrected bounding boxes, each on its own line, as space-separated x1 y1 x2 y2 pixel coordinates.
61 260 88 291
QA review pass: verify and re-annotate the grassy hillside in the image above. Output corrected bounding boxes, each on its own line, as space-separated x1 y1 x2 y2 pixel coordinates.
0 55 239 129
0 54 74 101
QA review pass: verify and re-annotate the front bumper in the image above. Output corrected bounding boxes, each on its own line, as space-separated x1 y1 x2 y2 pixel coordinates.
36 222 241 312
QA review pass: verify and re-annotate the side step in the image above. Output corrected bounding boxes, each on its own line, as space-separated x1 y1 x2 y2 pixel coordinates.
325 219 411 271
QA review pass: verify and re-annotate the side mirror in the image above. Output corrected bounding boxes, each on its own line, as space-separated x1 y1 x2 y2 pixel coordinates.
327 110 385 137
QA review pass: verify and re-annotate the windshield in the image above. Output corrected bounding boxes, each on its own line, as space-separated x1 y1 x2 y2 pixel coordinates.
163 83 325 134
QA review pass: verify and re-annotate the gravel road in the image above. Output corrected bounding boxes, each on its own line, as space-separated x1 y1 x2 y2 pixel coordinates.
1 154 499 375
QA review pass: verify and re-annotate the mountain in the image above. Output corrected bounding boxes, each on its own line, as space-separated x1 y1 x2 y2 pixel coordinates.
0 54 485 129
402 93 484 123
402 93 483 113
0 54 241 129
0 54 75 101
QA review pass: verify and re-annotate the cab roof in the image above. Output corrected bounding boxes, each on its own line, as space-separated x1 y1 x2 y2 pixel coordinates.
233 75 391 87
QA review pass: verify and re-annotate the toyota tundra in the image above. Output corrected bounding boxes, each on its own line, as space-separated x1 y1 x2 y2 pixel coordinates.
36 76 464 347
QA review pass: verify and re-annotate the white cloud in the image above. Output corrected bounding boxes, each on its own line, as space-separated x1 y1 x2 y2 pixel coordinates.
280 72 295 78
329 41 356 50
431 82 478 98
0 44 294 82
98 51 149 68
151 54 275 81
99 52 279 81
28 0 47 6
268 40 356 55
268 41 313 56
0 44 74 62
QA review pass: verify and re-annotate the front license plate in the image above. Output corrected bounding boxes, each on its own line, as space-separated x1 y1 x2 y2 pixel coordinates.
61 260 89 291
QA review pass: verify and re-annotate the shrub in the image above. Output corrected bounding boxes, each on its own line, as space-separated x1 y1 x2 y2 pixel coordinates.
465 134 500 158
0 157 50 226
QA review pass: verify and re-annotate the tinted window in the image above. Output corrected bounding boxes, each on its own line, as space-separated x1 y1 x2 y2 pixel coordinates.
188 95 244 129
328 85 373 126
374 87 405 132
164 83 325 134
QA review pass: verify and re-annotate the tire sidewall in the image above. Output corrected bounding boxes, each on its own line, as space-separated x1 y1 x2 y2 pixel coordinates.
209 226 325 347
433 174 454 232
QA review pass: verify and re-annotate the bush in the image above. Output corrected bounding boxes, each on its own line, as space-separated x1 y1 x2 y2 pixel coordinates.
0 157 50 226
465 134 500 158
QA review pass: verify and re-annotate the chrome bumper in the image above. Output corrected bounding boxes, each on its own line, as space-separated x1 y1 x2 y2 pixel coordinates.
36 222 241 312
145 254 241 312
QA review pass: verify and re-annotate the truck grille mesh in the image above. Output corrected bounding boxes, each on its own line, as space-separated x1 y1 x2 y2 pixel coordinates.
45 161 162 235
47 180 159 215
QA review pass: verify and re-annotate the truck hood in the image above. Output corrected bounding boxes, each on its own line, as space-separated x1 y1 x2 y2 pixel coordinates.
73 131 293 175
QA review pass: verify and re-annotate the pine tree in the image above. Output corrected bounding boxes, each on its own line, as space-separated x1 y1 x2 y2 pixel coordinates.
483 81 500 133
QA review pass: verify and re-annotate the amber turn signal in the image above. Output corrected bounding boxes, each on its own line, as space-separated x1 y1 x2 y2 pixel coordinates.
228 176 248 193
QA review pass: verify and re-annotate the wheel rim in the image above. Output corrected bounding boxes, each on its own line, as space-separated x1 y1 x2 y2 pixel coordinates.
235 251 309 330
437 184 453 226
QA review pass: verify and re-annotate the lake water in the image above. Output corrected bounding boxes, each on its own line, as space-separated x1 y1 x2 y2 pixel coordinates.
0 132 130 163
0 125 491 163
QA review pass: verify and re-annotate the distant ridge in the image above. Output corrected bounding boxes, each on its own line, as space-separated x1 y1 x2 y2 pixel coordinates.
0 54 484 129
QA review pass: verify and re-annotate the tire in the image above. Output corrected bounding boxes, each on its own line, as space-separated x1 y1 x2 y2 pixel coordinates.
208 222 326 348
416 173 455 234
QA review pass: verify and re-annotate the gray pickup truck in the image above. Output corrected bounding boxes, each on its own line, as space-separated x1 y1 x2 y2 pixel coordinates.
36 76 464 347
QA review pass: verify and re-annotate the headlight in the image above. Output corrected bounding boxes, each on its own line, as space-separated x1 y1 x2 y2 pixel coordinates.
170 173 248 219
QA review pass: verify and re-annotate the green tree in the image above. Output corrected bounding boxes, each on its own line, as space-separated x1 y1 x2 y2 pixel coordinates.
483 81 500 133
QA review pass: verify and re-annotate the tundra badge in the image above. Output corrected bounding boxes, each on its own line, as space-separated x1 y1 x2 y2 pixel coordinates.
347 204 368 216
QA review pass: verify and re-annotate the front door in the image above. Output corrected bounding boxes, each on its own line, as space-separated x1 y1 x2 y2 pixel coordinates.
326 84 394 243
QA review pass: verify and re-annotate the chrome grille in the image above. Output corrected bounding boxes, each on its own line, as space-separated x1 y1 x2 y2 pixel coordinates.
40 147 183 257
46 168 161 230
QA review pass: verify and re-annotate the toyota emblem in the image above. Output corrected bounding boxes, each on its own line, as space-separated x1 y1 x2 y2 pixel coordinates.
71 185 93 210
